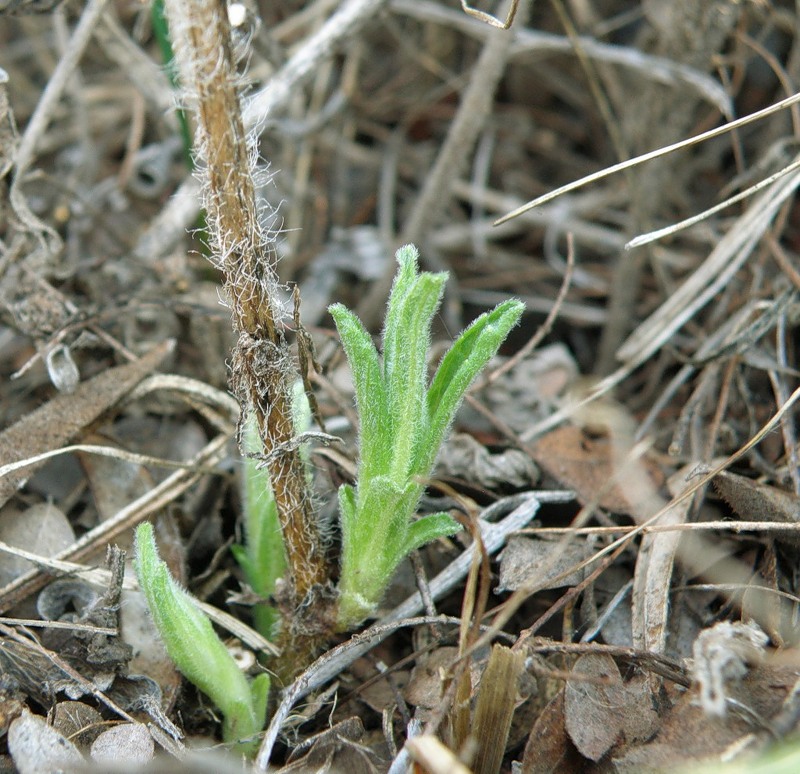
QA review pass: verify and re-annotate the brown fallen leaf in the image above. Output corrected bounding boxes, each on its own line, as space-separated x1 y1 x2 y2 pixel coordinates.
77 432 153 523
618 673 661 745
498 535 588 592
404 647 459 710
520 689 584 774
713 470 800 544
0 503 74 586
612 663 800 771
0 341 174 510
282 717 379 774
531 425 664 515
51 700 103 748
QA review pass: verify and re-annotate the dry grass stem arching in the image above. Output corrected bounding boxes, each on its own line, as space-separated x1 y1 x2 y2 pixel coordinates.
161 0 327 672
460 0 521 30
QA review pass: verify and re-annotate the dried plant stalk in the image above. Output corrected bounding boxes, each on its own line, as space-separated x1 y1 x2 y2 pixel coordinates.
162 0 328 663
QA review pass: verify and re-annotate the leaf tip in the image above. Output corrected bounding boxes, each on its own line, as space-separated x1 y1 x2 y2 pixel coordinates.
395 243 420 269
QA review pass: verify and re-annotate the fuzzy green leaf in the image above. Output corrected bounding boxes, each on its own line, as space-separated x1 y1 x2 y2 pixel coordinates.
337 483 358 548
337 477 420 627
235 415 286 639
329 303 391 482
419 299 524 474
381 245 421 390
339 476 415 566
384 269 446 483
240 424 285 596
402 512 460 556
135 523 267 752
249 673 271 739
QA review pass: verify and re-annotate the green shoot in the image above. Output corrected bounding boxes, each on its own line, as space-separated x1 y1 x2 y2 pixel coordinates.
135 523 269 754
232 416 286 640
232 384 312 640
151 0 193 169
330 244 524 628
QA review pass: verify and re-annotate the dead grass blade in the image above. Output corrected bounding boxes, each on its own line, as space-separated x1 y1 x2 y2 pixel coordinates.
471 644 524 774
494 92 800 225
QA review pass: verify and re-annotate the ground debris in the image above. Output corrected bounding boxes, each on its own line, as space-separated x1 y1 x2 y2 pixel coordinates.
2 0 800 770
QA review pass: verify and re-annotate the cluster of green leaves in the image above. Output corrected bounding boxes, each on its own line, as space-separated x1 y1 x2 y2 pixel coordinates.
330 245 524 627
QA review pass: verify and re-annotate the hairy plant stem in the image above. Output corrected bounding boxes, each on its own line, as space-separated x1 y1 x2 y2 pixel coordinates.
162 0 328 678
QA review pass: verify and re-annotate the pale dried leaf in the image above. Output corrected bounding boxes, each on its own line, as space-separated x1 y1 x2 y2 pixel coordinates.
8 709 84 774
631 465 695 655
437 433 539 489
0 503 74 586
78 433 152 522
497 535 587 592
564 653 624 762
591 566 633 647
475 344 578 433
90 723 154 765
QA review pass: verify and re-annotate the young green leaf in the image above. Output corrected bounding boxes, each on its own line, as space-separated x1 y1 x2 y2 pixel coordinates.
402 511 461 556
381 245 422 388
233 415 286 639
384 269 446 484
328 303 390 484
135 522 268 753
233 382 316 640
419 299 524 474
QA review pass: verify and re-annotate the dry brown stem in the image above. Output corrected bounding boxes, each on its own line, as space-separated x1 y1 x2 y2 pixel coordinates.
162 0 328 672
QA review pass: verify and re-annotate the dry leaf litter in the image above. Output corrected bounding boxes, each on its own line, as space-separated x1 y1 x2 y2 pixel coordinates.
1 1 800 772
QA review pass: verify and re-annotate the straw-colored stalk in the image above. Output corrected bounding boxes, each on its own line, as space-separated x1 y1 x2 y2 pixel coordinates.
162 0 328 677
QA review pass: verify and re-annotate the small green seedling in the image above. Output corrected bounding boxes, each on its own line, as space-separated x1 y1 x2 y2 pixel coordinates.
232 384 311 640
135 522 269 754
330 245 524 628
231 416 287 640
